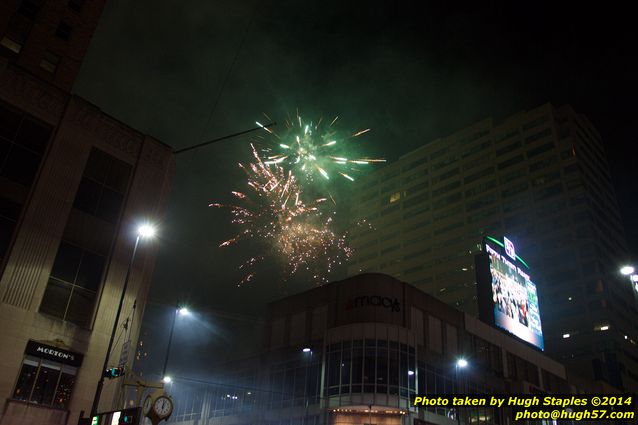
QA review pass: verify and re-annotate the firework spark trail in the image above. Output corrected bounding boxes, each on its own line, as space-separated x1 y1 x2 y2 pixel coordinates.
210 144 352 285
255 112 385 183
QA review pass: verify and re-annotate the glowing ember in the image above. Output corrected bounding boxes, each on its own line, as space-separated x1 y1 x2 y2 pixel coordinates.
210 144 352 285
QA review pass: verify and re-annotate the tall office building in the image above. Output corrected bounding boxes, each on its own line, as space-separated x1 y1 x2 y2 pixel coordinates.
0 1 174 424
348 103 637 392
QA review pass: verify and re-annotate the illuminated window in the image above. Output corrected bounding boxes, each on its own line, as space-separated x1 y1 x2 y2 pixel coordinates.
13 356 77 408
389 191 401 203
39 51 60 74
0 36 23 54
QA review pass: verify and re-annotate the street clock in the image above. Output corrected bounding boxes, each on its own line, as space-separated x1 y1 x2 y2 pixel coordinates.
142 395 152 416
143 390 174 425
152 396 173 418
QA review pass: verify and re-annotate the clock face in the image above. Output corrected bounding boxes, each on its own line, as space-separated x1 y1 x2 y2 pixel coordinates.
153 396 173 417
142 396 152 415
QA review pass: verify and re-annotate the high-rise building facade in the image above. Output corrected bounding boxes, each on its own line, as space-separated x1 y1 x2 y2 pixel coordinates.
348 103 637 392
0 1 174 424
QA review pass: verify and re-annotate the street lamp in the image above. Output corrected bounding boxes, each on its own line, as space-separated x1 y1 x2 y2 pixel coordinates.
302 347 313 425
620 265 638 293
90 224 156 416
455 358 468 425
161 304 192 382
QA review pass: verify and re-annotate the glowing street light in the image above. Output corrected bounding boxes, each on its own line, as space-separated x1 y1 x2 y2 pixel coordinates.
302 347 312 353
162 376 172 384
137 224 156 238
456 358 468 369
619 265 638 293
178 307 190 316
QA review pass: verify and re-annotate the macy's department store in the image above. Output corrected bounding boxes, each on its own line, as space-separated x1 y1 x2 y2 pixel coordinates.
165 273 572 425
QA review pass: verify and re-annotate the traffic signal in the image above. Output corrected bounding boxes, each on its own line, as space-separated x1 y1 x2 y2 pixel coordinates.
118 413 135 424
103 367 125 379
117 407 139 425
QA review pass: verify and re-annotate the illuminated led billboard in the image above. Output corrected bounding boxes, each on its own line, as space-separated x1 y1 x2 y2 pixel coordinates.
475 237 544 351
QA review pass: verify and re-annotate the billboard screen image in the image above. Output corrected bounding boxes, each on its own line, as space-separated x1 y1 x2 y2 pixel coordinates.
485 241 544 350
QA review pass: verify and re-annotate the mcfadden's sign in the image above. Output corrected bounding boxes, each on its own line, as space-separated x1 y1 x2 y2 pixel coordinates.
345 295 401 313
25 340 83 367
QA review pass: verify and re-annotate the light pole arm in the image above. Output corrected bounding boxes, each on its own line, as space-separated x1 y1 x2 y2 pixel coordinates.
173 122 276 155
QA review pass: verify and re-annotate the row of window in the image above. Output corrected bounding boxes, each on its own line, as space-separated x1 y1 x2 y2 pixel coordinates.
0 102 52 264
13 356 76 408
360 151 563 218
0 0 88 74
39 149 131 327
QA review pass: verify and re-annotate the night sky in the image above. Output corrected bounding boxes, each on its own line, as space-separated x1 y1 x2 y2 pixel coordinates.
73 1 637 370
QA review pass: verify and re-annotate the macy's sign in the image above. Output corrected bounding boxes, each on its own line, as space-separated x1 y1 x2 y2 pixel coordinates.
345 295 401 312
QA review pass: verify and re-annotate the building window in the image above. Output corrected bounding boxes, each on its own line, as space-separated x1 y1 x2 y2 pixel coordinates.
389 191 401 203
497 155 524 171
39 50 60 74
325 339 416 398
524 128 552 144
39 241 106 326
0 102 52 263
55 21 73 40
0 35 23 54
433 167 460 183
464 166 494 184
495 140 521 157
39 148 132 327
68 0 85 12
73 149 132 223
526 141 555 158
0 197 22 264
13 356 77 408
18 0 43 19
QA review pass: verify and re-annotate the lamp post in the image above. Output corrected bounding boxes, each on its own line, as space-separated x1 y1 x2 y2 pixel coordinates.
162 305 191 382
454 358 468 425
90 224 156 417
302 347 312 425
